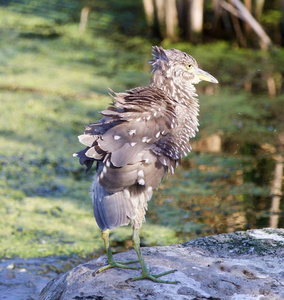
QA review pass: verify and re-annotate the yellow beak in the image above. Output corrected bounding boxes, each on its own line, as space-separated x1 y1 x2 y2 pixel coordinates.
195 68 218 84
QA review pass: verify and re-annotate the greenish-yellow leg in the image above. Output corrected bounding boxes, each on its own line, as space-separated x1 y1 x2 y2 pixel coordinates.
95 229 139 274
131 228 178 284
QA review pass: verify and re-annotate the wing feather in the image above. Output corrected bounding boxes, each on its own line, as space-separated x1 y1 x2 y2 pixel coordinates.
74 86 189 230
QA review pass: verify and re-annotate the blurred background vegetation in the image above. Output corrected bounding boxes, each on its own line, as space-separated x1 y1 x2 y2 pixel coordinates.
0 0 283 261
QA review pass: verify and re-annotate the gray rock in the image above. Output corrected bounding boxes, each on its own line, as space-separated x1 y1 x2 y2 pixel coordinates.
39 229 284 300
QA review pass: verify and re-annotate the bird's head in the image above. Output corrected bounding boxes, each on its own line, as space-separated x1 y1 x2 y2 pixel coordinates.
149 46 218 95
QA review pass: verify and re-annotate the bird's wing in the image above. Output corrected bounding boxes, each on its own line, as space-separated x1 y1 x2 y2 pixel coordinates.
74 87 179 192
97 87 177 167
73 117 122 172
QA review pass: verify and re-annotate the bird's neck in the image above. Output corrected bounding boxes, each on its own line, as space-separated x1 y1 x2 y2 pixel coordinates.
150 74 200 115
150 74 200 147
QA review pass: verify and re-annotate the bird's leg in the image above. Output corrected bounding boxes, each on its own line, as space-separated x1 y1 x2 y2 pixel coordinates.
95 229 139 274
131 228 178 284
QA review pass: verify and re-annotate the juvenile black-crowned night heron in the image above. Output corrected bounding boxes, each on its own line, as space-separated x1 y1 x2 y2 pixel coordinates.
74 46 218 284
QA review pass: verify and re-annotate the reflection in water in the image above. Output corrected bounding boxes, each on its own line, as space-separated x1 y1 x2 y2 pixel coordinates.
269 154 283 228
227 211 247 233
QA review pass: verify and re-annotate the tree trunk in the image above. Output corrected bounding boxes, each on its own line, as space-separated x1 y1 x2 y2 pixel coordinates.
219 0 272 50
231 0 272 50
79 6 91 34
155 0 166 38
188 0 204 43
212 0 222 30
254 0 265 21
165 0 179 41
244 0 252 41
229 0 247 47
154 0 179 41
267 74 276 98
269 154 283 228
269 133 284 228
143 0 155 27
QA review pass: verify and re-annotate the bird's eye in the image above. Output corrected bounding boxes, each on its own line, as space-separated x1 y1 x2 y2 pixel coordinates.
186 64 192 70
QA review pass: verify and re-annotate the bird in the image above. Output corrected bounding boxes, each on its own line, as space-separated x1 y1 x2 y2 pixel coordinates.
74 46 218 284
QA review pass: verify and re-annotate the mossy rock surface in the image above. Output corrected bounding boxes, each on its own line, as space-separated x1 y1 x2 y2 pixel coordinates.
185 228 284 256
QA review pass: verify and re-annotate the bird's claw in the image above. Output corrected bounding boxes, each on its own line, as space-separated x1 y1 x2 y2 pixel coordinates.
93 260 140 277
116 259 139 265
130 269 178 284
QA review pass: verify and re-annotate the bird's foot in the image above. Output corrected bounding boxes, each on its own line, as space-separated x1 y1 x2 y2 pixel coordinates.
94 259 140 275
131 269 178 284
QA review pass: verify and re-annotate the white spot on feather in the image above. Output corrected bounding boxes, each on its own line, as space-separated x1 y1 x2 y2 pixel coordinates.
137 170 144 177
153 112 157 117
106 160 110 167
161 158 167 165
138 178 145 185
170 166 175 174
147 186 152 192
130 142 137 147
72 153 78 157
155 132 160 138
124 189 130 198
100 173 104 179
146 138 152 143
146 115 151 121
129 129 136 136
114 135 121 140
103 166 107 174
142 136 147 142
136 117 141 122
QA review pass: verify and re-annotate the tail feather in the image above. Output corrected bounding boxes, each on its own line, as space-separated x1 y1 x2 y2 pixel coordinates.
92 175 135 230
